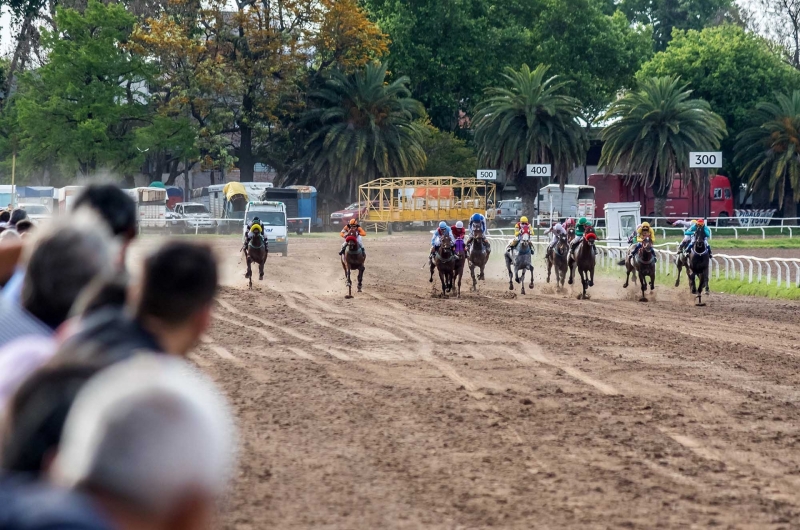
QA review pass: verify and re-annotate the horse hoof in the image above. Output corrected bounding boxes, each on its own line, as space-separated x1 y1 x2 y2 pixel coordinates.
429 278 433 283
639 297 647 302
345 295 354 299
509 284 514 291
357 286 363 293
674 281 680 288
568 279 573 285
515 277 520 284
546 278 551 283
259 275 264 281
589 281 594 287
623 283 628 288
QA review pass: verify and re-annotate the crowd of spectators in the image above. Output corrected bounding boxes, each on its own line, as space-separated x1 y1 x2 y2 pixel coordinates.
0 185 235 530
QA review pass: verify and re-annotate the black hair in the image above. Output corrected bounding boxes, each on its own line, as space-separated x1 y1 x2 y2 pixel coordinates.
14 220 34 234
73 184 137 240
136 241 218 325
0 211 10 223
9 209 27 226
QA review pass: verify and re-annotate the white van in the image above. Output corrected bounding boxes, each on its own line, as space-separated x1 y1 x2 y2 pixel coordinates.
244 201 288 256
537 184 596 220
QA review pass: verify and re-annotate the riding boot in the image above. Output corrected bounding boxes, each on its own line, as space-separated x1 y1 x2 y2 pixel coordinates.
338 246 345 256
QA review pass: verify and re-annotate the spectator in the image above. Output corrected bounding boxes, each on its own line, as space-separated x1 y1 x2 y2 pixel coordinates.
8 208 27 229
55 241 218 367
0 220 114 349
0 210 10 226
50 356 234 530
14 220 34 237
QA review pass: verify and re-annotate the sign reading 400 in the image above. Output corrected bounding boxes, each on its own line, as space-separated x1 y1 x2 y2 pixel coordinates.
689 152 723 168
526 164 552 177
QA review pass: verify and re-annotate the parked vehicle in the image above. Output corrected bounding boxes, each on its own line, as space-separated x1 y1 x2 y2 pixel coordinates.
57 186 85 214
173 202 216 233
245 201 288 256
537 184 596 221
495 198 524 226
260 186 318 234
123 187 167 229
589 173 734 221
17 202 53 224
330 202 366 227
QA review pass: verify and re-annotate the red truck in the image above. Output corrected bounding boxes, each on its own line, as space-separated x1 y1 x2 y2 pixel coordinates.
588 173 734 221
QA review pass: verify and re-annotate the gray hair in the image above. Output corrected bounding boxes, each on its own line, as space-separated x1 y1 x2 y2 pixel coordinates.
52 356 235 515
21 214 115 329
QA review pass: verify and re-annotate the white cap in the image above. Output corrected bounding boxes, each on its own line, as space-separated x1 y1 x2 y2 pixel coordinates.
52 356 236 515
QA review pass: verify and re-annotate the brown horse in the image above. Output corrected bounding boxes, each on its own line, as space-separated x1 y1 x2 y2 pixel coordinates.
341 231 365 299
623 236 656 302
430 233 459 297
467 228 491 292
244 230 268 290
676 227 711 305
568 231 596 299
546 232 569 288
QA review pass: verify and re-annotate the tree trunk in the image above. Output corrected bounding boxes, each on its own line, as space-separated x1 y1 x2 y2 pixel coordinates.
653 194 667 225
515 171 539 221
238 93 255 182
783 178 798 219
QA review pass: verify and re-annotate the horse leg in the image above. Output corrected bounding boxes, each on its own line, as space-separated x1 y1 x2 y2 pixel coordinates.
506 257 514 291
675 260 682 287
258 257 265 280
528 265 534 289
469 262 477 291
546 258 552 283
357 265 364 292
639 271 647 302
456 268 463 298
520 269 526 295
439 269 448 297
245 256 252 279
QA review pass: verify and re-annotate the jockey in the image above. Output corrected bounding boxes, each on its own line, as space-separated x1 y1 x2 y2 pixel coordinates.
242 216 265 251
430 221 454 258
451 220 466 242
674 220 696 253
507 216 532 252
631 221 656 258
569 217 592 250
339 218 366 255
466 213 487 251
545 221 567 252
685 218 712 256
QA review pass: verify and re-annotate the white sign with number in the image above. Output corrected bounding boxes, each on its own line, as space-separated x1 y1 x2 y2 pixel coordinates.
476 169 497 180
526 164 552 177
690 152 722 168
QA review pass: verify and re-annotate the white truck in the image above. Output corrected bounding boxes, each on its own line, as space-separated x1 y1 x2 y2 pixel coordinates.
124 187 167 229
537 184 596 221
173 202 216 233
244 201 288 256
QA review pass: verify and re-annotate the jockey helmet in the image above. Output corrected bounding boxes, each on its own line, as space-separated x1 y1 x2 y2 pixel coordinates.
578 217 587 225
470 213 482 222
696 218 705 226
439 221 447 229
252 216 261 224
641 221 651 230
455 220 464 229
349 218 357 225
565 217 575 226
520 216 529 224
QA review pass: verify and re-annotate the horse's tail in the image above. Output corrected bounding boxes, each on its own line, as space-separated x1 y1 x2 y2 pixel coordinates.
617 259 626 266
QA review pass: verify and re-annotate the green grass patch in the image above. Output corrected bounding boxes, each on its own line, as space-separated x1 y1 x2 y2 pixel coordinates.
706 238 800 249
709 278 800 300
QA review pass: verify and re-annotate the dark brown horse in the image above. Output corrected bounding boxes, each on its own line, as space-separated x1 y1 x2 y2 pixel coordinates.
430 233 459 297
341 231 365 298
467 228 491 291
244 230 268 290
546 232 569 288
623 236 656 302
676 227 711 305
568 231 596 299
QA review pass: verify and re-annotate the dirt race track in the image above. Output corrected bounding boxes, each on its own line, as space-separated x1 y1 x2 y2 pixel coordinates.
187 233 800 529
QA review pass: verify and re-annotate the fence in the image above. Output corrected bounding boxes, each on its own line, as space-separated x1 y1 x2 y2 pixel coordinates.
482 234 800 290
155 217 313 235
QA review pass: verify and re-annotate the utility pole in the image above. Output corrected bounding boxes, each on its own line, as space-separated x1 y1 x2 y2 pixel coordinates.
11 149 17 209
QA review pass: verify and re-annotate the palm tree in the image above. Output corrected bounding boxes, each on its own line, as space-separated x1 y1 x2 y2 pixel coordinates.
599 76 727 219
735 91 800 219
299 62 427 199
473 64 587 217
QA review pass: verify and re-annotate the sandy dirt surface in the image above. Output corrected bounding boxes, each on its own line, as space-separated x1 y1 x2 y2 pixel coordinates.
183 233 800 529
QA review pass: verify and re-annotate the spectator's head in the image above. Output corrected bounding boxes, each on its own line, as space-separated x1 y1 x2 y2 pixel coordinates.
73 184 137 247
15 219 34 237
1 363 99 475
51 357 235 530
22 223 114 330
0 210 10 224
133 241 218 356
9 208 27 227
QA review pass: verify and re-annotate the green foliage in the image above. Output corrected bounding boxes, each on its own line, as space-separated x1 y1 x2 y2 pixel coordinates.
363 0 651 131
637 25 800 197
710 278 800 300
299 62 427 197
600 76 727 208
12 0 154 178
618 0 739 51
711 237 800 249
735 91 800 215
473 64 587 212
418 122 477 178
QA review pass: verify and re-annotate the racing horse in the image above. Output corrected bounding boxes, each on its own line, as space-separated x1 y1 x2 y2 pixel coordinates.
429 233 459 297
546 232 569 288
676 226 711 305
467 227 491 291
505 233 534 294
452 236 467 298
569 230 596 300
341 229 366 299
623 235 656 302
244 229 268 290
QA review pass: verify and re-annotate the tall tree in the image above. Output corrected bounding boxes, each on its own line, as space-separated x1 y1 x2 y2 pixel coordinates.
12 0 154 178
734 91 800 218
472 64 587 217
618 0 740 51
599 76 727 219
297 62 426 199
756 0 800 69
418 121 478 179
637 24 800 202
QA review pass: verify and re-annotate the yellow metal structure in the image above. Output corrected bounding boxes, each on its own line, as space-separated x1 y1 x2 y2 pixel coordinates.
358 177 496 231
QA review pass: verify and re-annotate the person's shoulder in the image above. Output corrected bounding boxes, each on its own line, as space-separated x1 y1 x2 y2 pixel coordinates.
0 475 113 530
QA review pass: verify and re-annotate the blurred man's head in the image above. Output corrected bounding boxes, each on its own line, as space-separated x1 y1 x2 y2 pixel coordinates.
51 357 234 530
22 223 114 329
15 220 34 237
133 241 218 356
0 210 10 224
73 184 137 252
9 209 27 227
